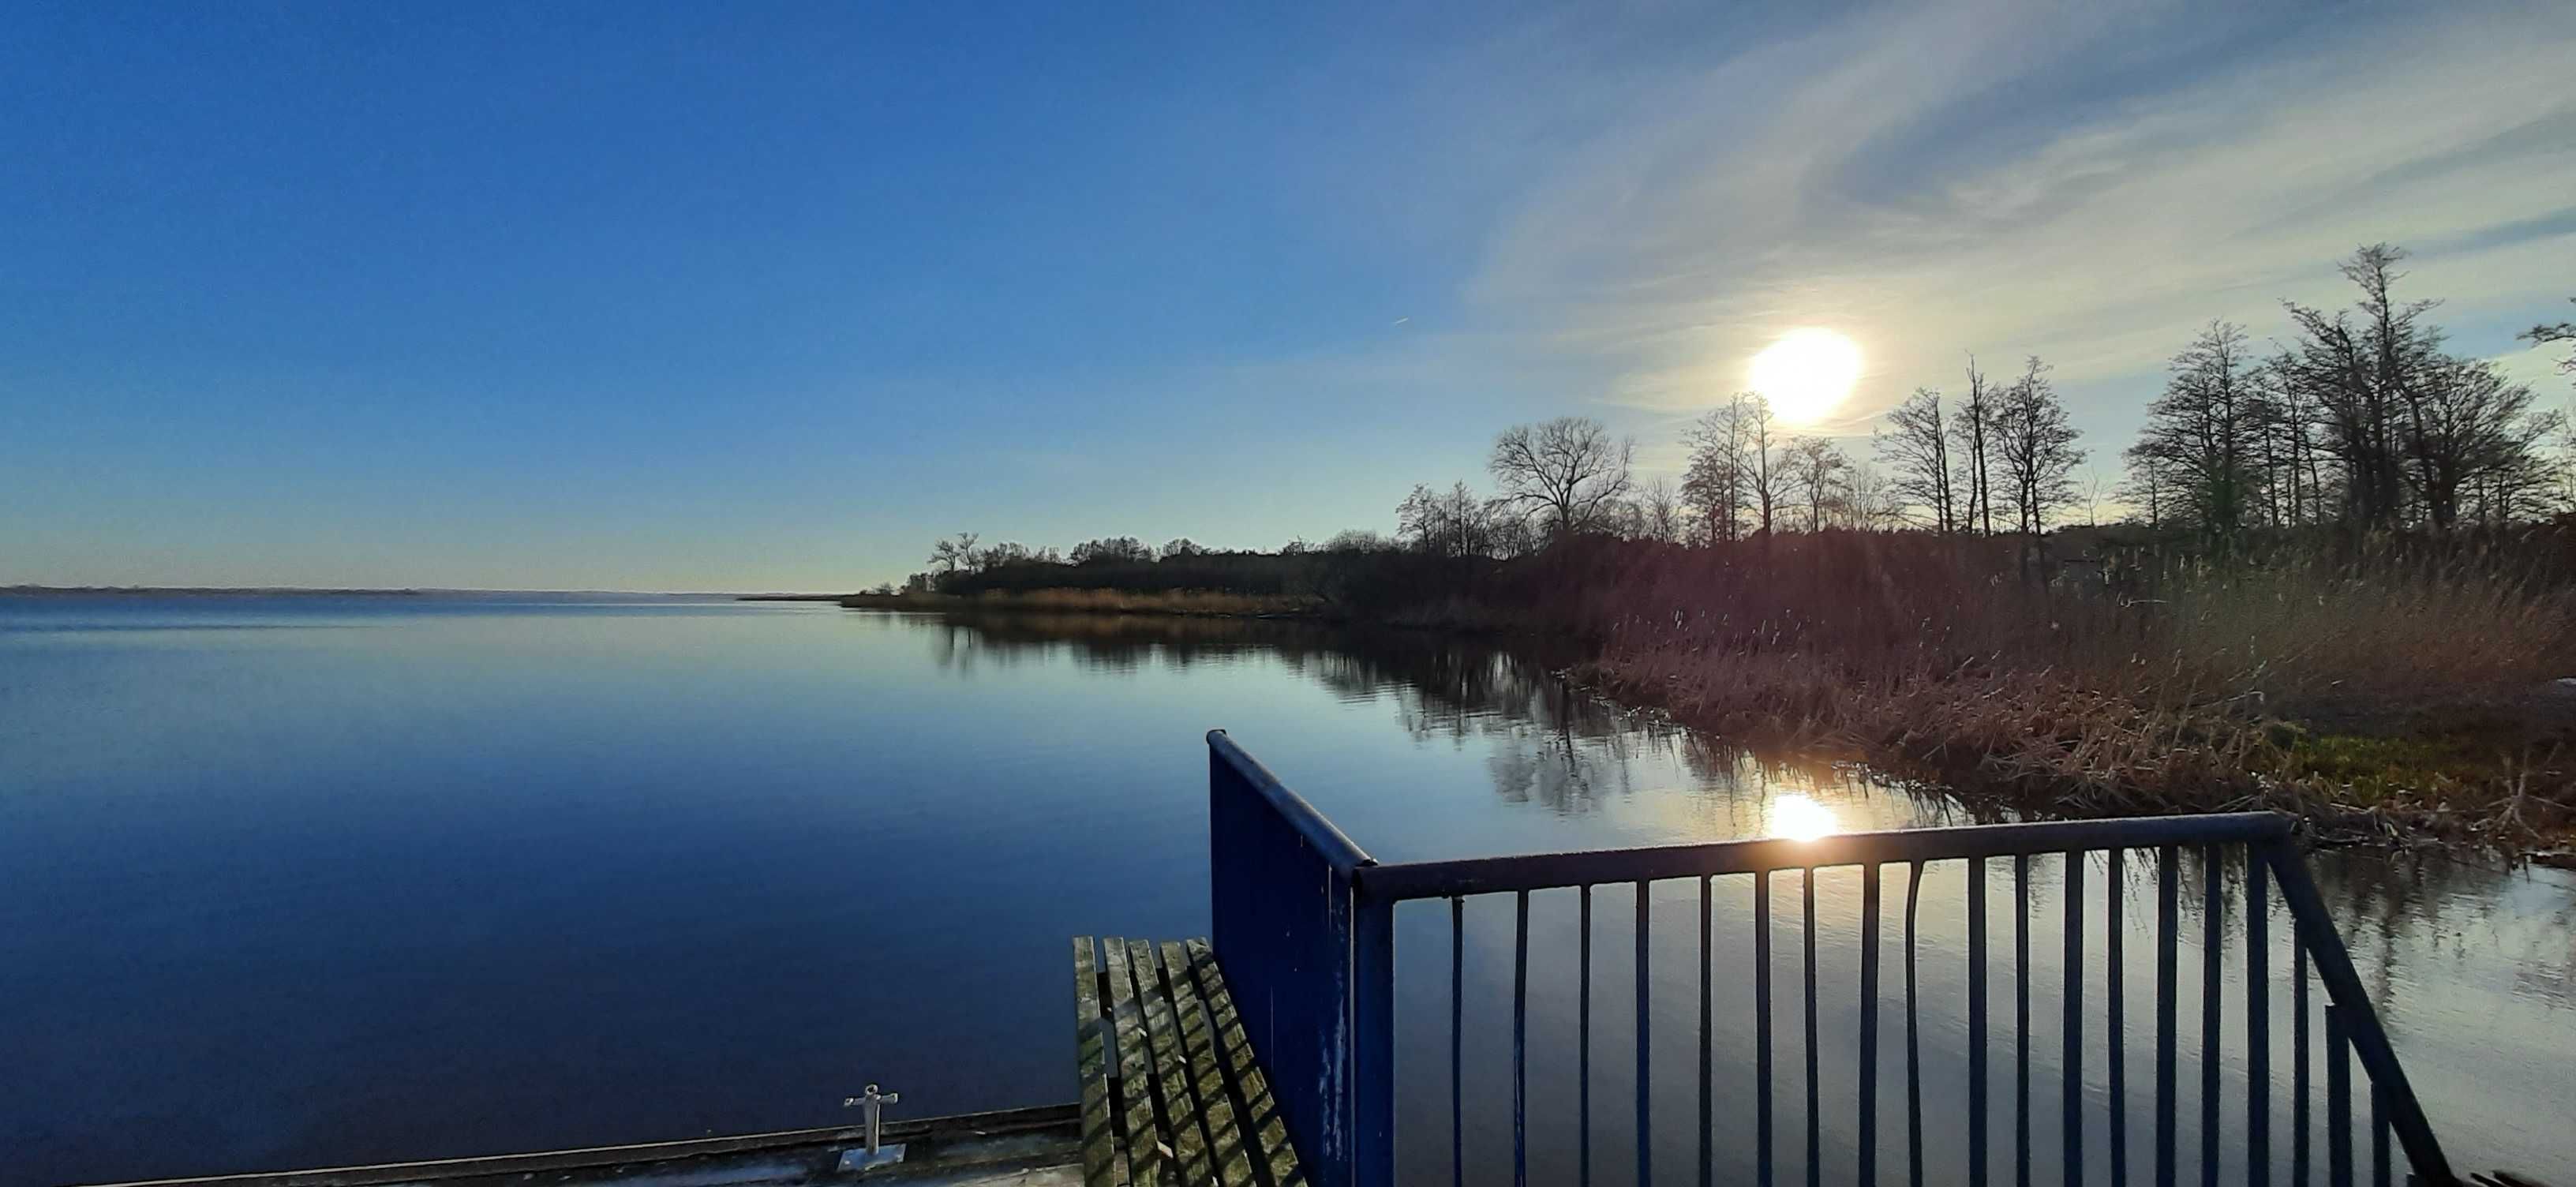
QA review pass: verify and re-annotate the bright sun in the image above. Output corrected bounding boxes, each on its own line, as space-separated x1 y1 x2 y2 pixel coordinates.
1748 328 1863 425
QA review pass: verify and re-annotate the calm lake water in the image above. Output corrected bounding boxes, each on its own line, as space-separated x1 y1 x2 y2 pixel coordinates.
2 596 2569 1185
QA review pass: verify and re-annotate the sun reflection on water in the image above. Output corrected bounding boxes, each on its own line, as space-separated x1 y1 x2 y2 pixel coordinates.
1765 792 1840 841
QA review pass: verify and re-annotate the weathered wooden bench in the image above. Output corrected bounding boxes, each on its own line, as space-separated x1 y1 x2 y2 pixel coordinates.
1073 938 1305 1187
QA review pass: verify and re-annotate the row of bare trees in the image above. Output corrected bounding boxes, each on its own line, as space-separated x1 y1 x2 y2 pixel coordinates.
1386 349 2092 557
1866 356 2088 537
2118 245 2570 543
1395 403 1941 560
915 246 2571 586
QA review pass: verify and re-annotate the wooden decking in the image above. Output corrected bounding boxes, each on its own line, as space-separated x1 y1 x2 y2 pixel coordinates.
1073 938 1304 1187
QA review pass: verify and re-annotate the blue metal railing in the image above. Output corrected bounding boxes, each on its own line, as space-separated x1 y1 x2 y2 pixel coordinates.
1208 730 1391 1185
1207 731 2459 1187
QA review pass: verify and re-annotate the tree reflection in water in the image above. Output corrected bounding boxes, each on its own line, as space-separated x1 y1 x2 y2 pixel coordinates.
916 609 1986 826
914 608 2575 994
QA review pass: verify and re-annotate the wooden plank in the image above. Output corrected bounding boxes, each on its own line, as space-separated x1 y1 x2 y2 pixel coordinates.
1075 938 1129 1186
1127 937 1214 1186
1101 938 1166 1187
1163 940 1259 1187
1185 938 1305 1187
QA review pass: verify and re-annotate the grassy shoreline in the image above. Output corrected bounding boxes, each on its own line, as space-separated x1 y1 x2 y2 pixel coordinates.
1572 649 2574 856
1541 537 2576 856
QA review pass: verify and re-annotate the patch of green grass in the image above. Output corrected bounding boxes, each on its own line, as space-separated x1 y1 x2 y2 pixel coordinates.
2281 732 2470 784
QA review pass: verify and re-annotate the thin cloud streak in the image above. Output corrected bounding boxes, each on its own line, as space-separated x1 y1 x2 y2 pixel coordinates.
1451 0 2576 447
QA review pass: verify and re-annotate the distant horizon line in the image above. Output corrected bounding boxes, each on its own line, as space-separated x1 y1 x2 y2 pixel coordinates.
0 584 852 598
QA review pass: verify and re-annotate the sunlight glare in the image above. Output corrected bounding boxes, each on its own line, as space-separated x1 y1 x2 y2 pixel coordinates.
1766 793 1840 842
1748 329 1863 424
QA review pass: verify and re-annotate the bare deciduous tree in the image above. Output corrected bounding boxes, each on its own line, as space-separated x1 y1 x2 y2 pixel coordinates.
1323 529 1396 552
2413 355 2559 526
2118 455 2173 529
1069 536 1151 564
2524 298 2574 385
1841 462 1905 530
1681 397 1753 542
2277 245 2561 529
2257 354 2331 526
1875 388 1955 531
2125 320 2260 544
1784 436 1851 533
1488 417 1634 539
2282 244 2437 529
929 532 980 575
1743 395 1783 536
1398 481 1518 558
1994 356 2084 534
1638 477 1683 544
1953 358 1999 534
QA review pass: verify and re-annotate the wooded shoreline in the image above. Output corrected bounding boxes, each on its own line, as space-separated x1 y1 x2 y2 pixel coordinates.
794 534 2576 859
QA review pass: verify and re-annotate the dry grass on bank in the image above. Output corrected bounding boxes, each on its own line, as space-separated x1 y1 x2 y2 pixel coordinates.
1529 535 2576 850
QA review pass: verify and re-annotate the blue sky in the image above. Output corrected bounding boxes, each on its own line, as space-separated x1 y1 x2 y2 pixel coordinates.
6 2 2571 590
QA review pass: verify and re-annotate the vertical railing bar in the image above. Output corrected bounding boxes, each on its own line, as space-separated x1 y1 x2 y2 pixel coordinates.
2326 1005 2350 1187
1354 893 1396 1187
1758 870 1776 1187
2064 850 2084 1187
1861 862 1882 1187
1906 862 1925 1187
2369 1083 2390 1187
2263 844 2457 1186
2014 853 2031 1187
2293 937 2309 1187
1701 875 1716 1187
2248 856 2271 1187
1806 867 1822 1187
2201 844 2222 1187
2155 844 2178 1187
1515 889 1530 1187
1451 896 1464 1187
1970 856 1990 1187
1638 880 1653 1187
1582 885 1593 1187
2108 847 2129 1187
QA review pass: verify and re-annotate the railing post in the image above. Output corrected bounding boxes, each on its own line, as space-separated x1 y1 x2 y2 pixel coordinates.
2260 839 2458 1187
1353 888 1396 1187
1208 731 1382 1187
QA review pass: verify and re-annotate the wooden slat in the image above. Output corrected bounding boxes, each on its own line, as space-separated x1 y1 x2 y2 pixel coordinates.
1075 938 1129 1186
1164 940 1260 1187
1101 938 1165 1187
1127 938 1213 1185
1186 938 1305 1187
1075 938 1302 1187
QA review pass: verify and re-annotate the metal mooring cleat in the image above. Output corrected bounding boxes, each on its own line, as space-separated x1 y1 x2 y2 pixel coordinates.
835 1083 905 1173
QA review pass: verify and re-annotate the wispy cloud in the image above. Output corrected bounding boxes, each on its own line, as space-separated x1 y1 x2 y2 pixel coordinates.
1447 0 2576 440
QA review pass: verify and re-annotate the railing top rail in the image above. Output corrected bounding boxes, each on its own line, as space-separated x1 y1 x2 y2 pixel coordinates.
1208 729 1376 874
1356 811 2292 902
